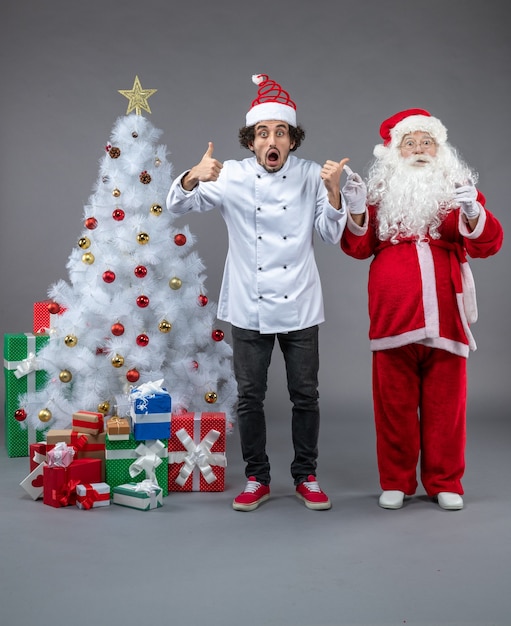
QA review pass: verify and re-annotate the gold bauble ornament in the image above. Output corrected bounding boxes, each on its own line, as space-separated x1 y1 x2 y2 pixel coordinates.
112 188 121 197
158 319 172 333
78 237 91 249
59 369 72 383
82 252 95 265
169 277 182 290
111 354 124 368
150 203 163 216
98 401 110 414
64 334 78 347
137 232 150 245
38 408 52 423
205 391 218 404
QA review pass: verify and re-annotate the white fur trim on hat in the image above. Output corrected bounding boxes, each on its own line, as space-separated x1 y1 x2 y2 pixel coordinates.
246 101 297 127
389 114 448 147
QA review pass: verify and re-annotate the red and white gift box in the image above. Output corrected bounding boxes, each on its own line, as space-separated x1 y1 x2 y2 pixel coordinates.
43 458 102 508
33 300 66 335
20 461 47 500
76 482 111 509
168 412 227 492
72 411 104 435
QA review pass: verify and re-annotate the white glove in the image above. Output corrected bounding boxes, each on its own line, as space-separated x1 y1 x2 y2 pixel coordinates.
455 180 480 219
342 165 367 215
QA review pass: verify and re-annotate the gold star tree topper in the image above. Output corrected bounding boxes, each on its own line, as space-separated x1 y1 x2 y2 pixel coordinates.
118 75 157 115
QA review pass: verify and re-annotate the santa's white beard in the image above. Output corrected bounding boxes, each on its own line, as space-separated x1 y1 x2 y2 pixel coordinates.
367 145 476 242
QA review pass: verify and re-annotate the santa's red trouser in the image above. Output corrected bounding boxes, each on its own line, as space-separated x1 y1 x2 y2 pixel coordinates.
372 344 466 496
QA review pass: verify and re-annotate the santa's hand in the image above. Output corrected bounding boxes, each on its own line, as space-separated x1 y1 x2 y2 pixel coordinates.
455 180 480 219
342 169 367 215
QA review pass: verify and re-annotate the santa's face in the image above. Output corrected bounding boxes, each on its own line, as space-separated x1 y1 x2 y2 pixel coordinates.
249 120 295 172
399 131 437 166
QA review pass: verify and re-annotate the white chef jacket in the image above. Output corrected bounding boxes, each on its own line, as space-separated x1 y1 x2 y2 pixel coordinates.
166 154 346 334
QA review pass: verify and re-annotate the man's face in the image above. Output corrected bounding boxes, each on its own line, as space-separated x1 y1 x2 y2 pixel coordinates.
249 120 295 172
399 131 437 166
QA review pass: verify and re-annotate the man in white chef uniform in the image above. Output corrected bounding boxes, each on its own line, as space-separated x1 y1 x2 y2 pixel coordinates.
167 74 348 511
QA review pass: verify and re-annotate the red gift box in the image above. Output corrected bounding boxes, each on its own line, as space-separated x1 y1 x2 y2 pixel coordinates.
29 442 48 472
33 300 66 335
43 458 102 508
168 412 226 492
72 410 104 435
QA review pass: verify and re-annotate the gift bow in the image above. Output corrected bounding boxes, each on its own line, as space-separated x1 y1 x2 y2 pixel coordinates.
78 484 110 510
47 441 75 467
54 478 81 507
134 479 161 509
170 428 227 487
129 440 165 483
14 352 39 379
131 379 165 402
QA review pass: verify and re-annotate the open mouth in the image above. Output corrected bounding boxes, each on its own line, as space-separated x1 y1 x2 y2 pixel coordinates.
267 149 280 164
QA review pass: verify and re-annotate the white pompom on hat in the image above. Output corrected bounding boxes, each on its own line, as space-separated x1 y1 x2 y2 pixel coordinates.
373 108 448 158
245 74 297 127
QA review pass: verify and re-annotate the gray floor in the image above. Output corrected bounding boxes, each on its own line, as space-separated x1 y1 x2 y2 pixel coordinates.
1 398 510 626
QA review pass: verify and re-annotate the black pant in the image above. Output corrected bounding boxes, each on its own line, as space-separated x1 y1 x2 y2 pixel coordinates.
231 325 320 485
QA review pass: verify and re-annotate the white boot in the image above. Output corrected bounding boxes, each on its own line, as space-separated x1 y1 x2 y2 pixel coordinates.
379 490 405 509
437 492 464 510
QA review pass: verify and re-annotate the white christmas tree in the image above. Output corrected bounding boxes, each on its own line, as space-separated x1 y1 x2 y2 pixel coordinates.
19 77 237 432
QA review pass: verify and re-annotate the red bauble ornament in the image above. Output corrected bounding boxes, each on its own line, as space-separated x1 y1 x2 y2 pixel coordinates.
111 322 125 336
174 233 187 246
212 329 225 342
14 408 27 422
47 301 61 314
136 333 149 347
192 360 199 370
134 265 147 278
112 208 125 221
85 217 98 230
102 270 116 283
198 294 208 307
137 295 150 308
126 369 140 383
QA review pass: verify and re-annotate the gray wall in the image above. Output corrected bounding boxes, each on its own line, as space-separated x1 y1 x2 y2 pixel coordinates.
1 0 509 420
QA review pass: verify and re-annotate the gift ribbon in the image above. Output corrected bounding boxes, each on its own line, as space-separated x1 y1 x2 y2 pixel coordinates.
169 427 227 488
54 478 81 507
134 479 160 509
14 352 39 379
129 440 166 483
130 380 166 412
72 416 104 433
77 483 110 510
108 417 128 435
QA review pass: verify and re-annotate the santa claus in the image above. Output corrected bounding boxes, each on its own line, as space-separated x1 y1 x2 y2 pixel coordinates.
340 108 504 510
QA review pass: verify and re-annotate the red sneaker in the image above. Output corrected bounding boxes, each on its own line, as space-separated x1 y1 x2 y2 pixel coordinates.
232 477 270 511
296 475 331 510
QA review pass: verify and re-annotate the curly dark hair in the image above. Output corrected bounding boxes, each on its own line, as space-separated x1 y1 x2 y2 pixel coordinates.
238 124 306 151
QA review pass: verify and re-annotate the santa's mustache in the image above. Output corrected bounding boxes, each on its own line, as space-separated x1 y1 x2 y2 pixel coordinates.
404 154 434 166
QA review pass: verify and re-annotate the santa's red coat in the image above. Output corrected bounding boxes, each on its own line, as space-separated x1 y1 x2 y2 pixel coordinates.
341 193 503 358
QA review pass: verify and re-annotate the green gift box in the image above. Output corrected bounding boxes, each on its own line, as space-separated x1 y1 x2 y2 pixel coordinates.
112 482 163 511
3 333 49 457
105 434 168 496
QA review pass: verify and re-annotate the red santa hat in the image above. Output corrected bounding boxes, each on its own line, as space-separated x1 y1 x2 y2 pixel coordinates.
245 74 297 127
374 108 448 157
